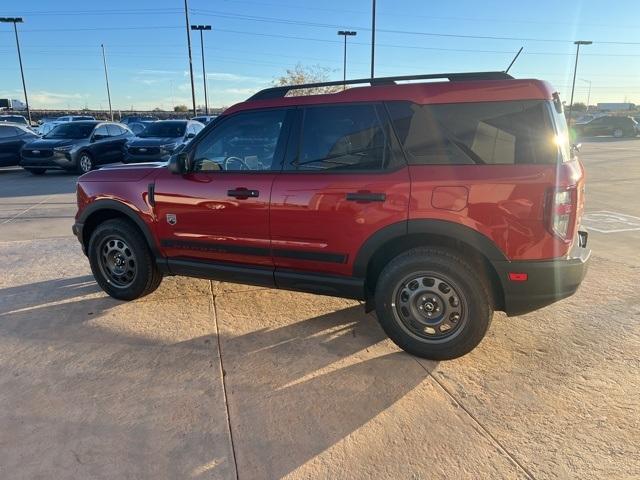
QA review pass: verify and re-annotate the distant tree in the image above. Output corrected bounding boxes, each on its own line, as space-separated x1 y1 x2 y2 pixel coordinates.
152 107 163 112
572 102 587 112
273 63 341 96
174 104 189 113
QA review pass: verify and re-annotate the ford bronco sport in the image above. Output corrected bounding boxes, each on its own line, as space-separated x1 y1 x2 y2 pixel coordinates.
73 72 590 360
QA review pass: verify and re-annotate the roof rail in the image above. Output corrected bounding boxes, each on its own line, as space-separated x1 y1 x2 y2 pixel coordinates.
248 71 514 101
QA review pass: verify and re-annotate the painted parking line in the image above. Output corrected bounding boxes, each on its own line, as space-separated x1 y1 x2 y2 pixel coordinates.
582 210 640 233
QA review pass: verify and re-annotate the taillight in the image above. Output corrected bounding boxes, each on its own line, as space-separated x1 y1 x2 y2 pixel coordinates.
547 187 577 241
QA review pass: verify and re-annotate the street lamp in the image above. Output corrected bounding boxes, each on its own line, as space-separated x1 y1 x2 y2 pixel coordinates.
191 24 212 115
101 44 113 121
337 30 357 89
568 40 592 128
370 0 376 78
0 17 31 124
580 78 592 112
183 0 197 116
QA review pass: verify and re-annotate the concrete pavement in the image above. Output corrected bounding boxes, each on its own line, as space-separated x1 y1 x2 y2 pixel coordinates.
0 138 639 479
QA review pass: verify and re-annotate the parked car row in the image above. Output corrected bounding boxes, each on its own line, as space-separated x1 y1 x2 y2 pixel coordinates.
0 117 208 175
573 115 639 138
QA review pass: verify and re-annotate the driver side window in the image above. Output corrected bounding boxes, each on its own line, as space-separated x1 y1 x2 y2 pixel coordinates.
192 109 286 172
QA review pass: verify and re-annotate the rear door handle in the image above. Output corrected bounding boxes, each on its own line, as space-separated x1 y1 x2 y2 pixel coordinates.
346 191 386 203
227 188 259 199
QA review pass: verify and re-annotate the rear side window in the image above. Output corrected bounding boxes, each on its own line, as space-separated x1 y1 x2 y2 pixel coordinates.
387 100 558 165
296 104 391 171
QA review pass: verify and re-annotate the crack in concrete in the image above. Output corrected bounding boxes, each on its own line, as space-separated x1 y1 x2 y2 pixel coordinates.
415 359 536 480
209 281 240 480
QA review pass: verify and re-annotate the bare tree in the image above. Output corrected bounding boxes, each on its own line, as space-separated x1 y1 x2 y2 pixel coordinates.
273 63 341 96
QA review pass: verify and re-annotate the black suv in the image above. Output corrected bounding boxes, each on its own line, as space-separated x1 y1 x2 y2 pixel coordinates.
574 115 638 138
20 121 133 175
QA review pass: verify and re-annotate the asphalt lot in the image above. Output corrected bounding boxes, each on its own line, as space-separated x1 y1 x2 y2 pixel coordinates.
1 139 639 479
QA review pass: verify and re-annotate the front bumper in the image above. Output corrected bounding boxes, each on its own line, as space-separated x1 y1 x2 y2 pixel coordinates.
72 222 86 254
21 150 77 170
495 230 591 316
123 152 171 164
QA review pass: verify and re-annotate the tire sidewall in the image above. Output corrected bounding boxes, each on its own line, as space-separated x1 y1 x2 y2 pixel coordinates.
375 249 492 360
88 219 155 300
78 151 94 174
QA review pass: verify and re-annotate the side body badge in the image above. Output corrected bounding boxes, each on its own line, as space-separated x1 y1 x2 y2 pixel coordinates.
166 213 177 225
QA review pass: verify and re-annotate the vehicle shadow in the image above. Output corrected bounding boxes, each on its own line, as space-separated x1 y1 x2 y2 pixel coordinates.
0 168 78 198
0 277 435 478
215 304 435 478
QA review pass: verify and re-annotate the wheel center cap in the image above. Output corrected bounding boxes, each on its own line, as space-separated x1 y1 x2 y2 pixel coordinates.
424 302 435 312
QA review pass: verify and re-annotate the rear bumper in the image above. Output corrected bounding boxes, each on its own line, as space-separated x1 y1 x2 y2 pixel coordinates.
495 231 591 316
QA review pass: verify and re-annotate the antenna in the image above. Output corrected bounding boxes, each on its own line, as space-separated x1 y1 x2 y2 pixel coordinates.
505 47 524 73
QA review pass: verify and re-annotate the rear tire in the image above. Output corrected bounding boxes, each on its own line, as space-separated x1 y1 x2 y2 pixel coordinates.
24 168 46 175
88 218 162 300
374 247 493 360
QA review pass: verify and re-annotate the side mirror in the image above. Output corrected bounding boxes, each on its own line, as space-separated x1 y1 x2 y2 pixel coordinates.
185 132 196 140
168 151 190 174
92 133 106 142
571 143 582 153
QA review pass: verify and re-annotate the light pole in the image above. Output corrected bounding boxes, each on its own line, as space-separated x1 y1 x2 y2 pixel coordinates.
183 0 197 116
191 24 212 115
1 17 31 124
568 40 592 128
337 30 357 89
370 0 376 78
580 78 592 112
101 44 113 121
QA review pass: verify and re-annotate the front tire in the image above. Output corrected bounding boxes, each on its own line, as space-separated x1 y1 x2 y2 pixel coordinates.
77 152 94 174
374 247 493 360
88 218 162 300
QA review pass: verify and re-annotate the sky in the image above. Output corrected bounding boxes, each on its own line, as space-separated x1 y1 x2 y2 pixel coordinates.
1 0 639 111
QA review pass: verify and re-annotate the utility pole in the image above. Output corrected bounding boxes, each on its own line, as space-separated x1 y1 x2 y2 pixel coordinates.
337 30 357 89
568 40 592 128
370 0 376 78
183 0 197 116
580 78 592 112
191 24 212 115
101 44 113 121
1 17 31 124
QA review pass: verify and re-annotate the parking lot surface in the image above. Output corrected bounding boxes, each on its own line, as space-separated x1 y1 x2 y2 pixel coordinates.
1 139 639 479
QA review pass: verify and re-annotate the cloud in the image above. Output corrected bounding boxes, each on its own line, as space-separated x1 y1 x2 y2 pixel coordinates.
137 69 181 76
218 87 258 95
206 72 267 83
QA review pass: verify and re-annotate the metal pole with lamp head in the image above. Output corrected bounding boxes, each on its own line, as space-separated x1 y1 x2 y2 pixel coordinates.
191 25 212 116
568 41 592 128
1 17 31 124
337 30 357 89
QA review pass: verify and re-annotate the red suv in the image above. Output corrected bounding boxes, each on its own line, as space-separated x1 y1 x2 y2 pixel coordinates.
73 72 590 359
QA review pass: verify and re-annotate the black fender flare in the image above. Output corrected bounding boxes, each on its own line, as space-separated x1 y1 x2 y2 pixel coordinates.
352 219 508 278
76 199 160 257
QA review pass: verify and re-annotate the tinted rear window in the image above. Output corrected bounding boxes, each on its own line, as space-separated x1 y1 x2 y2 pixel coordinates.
139 121 186 138
296 104 390 171
387 100 558 165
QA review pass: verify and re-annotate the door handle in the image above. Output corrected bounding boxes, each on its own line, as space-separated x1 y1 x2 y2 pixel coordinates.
346 191 386 203
227 188 259 199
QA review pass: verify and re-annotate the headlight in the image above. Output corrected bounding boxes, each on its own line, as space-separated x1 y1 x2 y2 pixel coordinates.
54 145 74 153
160 143 178 153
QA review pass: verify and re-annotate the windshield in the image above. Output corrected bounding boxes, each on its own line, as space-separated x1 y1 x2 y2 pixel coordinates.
0 116 27 124
44 123 95 139
138 121 186 138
